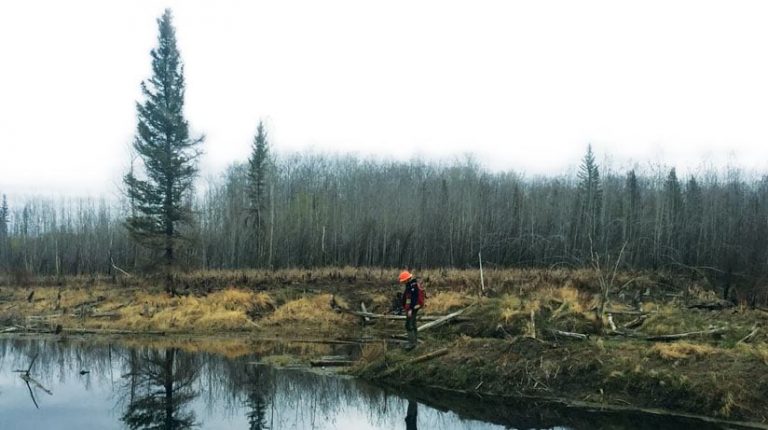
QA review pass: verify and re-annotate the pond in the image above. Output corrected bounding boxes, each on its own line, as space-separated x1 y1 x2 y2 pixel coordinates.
0 336 754 430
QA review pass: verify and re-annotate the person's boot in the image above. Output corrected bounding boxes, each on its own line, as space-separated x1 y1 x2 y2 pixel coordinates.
405 331 417 350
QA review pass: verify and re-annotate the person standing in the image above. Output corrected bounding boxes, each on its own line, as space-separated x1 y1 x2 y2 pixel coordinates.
399 270 423 350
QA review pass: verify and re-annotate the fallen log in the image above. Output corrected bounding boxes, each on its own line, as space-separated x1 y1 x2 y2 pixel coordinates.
70 312 121 319
737 324 759 344
73 297 106 309
605 309 648 316
645 327 727 341
546 329 589 340
341 308 469 322
623 314 648 330
417 306 471 332
390 334 425 344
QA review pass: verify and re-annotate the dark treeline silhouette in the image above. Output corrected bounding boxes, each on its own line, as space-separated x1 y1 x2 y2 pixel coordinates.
1 147 768 299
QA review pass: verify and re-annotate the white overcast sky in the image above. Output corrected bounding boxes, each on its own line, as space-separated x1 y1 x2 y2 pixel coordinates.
2 0 768 196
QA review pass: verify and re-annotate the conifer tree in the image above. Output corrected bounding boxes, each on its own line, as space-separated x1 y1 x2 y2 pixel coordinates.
246 121 270 266
247 121 270 232
663 168 683 253
123 9 203 272
572 145 602 254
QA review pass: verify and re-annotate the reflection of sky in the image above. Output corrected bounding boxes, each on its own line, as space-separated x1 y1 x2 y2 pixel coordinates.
0 340 506 430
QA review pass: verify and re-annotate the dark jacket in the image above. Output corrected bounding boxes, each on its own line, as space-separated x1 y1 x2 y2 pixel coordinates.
401 278 421 311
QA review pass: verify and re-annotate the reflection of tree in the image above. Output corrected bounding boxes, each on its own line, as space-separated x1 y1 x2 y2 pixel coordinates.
121 348 200 430
244 366 270 430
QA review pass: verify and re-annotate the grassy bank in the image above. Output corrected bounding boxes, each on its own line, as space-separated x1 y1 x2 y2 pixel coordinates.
1 267 767 422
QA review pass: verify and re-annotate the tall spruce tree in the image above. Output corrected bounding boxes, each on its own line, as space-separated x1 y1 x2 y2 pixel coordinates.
572 145 602 254
124 9 203 273
246 121 270 266
247 121 270 231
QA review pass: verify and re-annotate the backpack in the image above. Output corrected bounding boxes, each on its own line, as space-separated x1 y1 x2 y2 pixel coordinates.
416 280 426 308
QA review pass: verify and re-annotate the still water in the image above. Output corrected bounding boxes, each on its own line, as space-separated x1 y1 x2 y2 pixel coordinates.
0 336 749 430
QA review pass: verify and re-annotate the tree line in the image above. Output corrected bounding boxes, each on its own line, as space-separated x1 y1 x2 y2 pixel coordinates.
2 152 768 291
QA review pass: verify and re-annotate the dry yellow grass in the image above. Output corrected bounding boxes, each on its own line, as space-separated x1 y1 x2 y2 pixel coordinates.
112 288 271 332
650 342 717 360
428 291 472 313
264 294 347 330
499 294 523 323
735 342 768 366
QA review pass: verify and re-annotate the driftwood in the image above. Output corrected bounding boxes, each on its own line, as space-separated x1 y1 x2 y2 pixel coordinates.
417 307 470 332
737 324 759 344
645 327 727 341
546 329 589 340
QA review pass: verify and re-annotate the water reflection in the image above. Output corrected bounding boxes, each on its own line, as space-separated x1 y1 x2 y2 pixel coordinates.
405 400 418 430
120 348 199 429
0 337 749 430
243 366 271 430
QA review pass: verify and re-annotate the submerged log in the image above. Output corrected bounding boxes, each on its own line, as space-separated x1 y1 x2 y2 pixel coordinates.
645 327 727 341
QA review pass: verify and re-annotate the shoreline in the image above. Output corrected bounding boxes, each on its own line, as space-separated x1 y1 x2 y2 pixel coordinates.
1 268 767 423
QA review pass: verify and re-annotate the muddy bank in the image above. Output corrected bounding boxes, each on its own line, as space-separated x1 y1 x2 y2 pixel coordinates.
354 335 768 424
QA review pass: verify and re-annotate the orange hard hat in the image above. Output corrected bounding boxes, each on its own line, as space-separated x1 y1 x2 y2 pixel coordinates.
398 271 412 283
